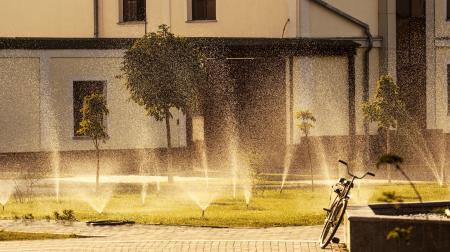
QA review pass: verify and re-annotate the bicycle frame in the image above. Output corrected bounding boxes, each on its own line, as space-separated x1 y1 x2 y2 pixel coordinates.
320 160 375 248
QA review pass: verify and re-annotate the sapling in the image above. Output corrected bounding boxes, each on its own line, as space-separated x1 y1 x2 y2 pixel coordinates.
296 110 316 191
363 75 406 183
77 92 109 193
121 25 207 183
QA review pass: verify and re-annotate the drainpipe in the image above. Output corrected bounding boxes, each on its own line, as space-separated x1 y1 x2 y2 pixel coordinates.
309 0 373 161
94 0 99 38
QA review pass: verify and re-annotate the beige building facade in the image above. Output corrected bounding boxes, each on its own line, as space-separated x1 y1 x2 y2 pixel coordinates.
0 0 448 177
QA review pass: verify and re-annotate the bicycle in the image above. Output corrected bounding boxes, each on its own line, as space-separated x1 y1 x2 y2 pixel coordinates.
319 160 375 249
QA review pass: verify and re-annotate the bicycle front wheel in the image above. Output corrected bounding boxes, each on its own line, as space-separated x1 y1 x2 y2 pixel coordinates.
319 198 347 249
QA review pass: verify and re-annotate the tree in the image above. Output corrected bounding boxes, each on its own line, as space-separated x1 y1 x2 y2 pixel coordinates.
77 92 109 193
121 25 207 182
296 110 316 191
362 75 406 182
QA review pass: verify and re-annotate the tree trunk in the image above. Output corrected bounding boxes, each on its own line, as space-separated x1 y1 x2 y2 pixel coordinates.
306 135 314 191
386 129 391 183
95 140 100 194
165 110 174 183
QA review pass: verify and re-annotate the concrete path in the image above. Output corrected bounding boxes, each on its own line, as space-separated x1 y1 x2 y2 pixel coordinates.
0 220 346 251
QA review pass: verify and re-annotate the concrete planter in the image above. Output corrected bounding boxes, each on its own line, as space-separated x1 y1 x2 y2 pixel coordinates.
345 201 450 252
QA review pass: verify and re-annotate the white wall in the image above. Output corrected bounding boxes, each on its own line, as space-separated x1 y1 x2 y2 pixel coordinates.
434 46 450 133
435 0 450 38
0 50 186 153
0 58 41 152
292 56 349 143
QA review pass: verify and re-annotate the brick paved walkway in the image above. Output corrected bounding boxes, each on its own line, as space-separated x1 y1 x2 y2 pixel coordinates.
0 221 346 251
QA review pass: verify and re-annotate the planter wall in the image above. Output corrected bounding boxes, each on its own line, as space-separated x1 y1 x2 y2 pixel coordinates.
345 201 450 252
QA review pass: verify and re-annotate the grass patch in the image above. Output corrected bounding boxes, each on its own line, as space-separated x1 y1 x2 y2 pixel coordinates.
0 183 448 228
0 230 80 241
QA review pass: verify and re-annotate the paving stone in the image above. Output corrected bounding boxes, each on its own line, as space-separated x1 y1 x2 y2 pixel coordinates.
0 220 346 251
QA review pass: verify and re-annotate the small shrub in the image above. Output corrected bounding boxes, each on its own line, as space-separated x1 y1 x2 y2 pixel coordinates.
54 209 77 223
53 211 60 220
22 213 34 222
44 215 51 222
62 209 76 222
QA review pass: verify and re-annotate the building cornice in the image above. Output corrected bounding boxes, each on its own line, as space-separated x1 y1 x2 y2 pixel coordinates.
0 37 359 57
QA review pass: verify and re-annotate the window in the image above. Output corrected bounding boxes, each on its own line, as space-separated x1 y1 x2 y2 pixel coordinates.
191 0 216 21
73 81 106 137
396 0 411 19
447 0 450 20
122 0 146 22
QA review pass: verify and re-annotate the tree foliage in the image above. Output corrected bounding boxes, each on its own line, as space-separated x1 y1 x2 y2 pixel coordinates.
120 25 208 182
296 110 316 137
121 24 207 121
77 93 109 142
362 75 406 130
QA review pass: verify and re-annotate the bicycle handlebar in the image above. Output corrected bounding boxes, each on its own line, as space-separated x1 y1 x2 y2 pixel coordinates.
338 160 375 179
338 160 348 166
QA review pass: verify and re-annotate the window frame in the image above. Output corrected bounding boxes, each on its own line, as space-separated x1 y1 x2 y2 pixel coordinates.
119 0 146 24
187 0 217 22
72 80 108 140
447 0 450 21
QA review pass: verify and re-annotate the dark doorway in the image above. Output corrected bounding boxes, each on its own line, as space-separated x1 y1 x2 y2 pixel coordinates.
396 0 427 128
203 58 286 172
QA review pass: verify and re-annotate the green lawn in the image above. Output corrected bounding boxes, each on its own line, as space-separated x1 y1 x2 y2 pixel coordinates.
0 230 80 241
0 183 448 228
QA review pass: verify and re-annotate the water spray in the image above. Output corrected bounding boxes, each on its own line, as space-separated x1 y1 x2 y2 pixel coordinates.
156 180 161 197
0 180 14 209
141 183 148 206
280 145 294 194
230 149 238 199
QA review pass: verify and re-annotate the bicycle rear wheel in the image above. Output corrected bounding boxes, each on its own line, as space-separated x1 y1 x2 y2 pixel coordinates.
319 198 347 248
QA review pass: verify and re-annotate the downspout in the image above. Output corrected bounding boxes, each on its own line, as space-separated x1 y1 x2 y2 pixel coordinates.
309 0 373 144
94 0 99 38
